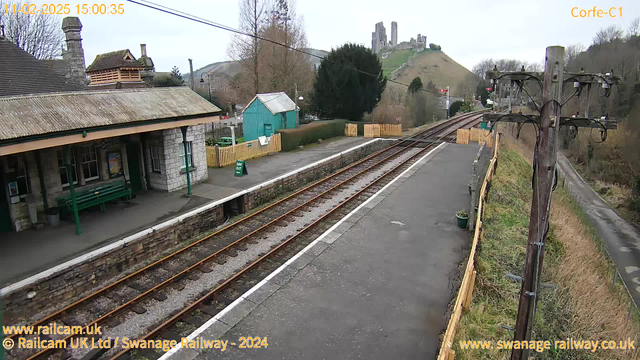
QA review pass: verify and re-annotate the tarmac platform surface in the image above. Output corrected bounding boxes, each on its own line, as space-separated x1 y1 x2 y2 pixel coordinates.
0 137 374 287
169 143 480 360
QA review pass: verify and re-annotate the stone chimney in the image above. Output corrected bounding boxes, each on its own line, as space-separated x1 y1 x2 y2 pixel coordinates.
138 43 155 86
61 17 87 86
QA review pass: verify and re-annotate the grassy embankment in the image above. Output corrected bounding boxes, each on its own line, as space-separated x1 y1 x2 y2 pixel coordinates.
453 137 640 360
381 49 416 78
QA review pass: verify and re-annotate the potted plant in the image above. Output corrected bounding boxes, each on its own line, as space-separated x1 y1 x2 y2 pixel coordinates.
456 209 469 229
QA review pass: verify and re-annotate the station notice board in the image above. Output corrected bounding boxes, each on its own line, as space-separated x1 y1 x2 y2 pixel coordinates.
234 160 248 177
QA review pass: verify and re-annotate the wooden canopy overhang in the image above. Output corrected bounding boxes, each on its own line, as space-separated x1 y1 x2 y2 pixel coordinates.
0 114 219 156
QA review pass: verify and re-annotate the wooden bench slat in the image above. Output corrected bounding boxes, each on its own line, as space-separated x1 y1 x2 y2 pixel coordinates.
56 180 131 215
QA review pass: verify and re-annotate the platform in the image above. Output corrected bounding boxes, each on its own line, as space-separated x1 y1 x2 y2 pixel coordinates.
169 143 480 360
0 137 376 287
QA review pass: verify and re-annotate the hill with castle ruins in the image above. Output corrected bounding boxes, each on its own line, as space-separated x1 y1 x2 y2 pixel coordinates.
371 21 476 97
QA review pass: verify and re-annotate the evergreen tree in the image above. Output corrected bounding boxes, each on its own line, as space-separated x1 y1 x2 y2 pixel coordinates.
408 77 423 94
170 66 183 81
313 43 387 120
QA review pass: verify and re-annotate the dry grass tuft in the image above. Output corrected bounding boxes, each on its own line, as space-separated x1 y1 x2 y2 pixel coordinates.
454 134 640 359
550 194 640 358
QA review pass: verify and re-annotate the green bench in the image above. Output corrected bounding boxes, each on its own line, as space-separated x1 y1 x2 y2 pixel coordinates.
57 180 132 216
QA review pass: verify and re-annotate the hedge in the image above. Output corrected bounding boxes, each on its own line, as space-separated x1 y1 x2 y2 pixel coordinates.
278 120 346 151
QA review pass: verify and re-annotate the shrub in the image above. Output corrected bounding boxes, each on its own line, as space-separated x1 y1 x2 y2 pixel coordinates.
278 120 346 151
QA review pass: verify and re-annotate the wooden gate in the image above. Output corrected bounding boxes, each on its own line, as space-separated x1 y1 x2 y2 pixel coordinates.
364 124 381 138
345 123 358 137
456 129 470 144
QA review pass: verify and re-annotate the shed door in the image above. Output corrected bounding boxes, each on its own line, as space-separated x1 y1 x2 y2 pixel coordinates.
264 124 273 137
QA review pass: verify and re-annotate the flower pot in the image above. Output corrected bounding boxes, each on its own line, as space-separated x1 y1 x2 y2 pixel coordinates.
456 214 469 229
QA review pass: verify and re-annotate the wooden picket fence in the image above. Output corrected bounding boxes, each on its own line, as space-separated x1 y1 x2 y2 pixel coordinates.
457 128 493 147
206 133 281 167
437 132 500 360
345 123 358 137
363 124 402 138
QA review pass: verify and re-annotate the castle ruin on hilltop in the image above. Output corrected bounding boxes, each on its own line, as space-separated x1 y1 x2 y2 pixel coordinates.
371 21 427 55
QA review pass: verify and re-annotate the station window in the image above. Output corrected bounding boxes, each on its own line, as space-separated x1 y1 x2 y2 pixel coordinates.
7 155 30 198
179 142 193 169
57 149 78 187
80 145 100 181
150 145 163 173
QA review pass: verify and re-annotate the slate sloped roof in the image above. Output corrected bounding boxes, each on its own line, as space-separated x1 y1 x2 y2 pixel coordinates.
86 49 143 72
245 92 297 115
0 87 221 142
0 39 85 97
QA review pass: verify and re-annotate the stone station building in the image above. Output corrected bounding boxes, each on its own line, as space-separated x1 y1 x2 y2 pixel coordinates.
0 88 221 233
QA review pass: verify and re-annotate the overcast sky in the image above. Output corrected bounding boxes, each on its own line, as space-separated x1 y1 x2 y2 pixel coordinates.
49 0 640 73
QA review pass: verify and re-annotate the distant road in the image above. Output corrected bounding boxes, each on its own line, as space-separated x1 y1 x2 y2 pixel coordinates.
558 155 640 308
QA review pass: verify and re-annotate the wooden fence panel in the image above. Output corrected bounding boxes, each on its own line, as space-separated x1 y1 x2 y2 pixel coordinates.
456 129 470 144
364 124 381 138
379 124 402 136
345 123 358 137
437 133 499 360
206 133 281 167
206 146 220 167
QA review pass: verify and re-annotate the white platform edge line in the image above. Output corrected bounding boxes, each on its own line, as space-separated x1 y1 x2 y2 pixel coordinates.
1 139 390 297
157 141 447 359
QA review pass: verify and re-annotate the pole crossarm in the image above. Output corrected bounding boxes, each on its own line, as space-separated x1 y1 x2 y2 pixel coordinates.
483 113 617 129
565 71 622 86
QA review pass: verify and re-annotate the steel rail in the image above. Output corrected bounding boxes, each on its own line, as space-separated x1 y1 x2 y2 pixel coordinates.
24 124 430 360
12 117 446 336
109 114 484 360
20 113 481 360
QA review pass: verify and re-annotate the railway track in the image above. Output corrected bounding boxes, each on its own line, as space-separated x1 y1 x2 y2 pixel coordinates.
5 112 483 360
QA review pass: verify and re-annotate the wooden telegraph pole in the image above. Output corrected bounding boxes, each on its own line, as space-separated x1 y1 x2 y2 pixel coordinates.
510 46 564 360
484 46 619 360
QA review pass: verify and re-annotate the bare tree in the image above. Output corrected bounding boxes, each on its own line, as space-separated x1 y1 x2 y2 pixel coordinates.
593 25 624 45
227 0 268 101
564 43 585 69
524 61 544 73
472 59 494 79
628 18 640 38
455 73 478 101
260 0 313 99
0 0 64 59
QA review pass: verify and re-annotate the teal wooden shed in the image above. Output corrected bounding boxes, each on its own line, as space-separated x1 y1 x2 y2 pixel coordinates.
242 92 298 141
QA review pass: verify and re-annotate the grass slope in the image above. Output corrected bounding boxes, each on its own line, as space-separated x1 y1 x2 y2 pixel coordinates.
453 139 640 360
393 50 473 90
381 49 416 77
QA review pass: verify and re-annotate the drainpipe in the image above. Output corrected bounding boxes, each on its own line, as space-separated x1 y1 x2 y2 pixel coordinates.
65 146 82 235
35 150 49 212
180 126 192 196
